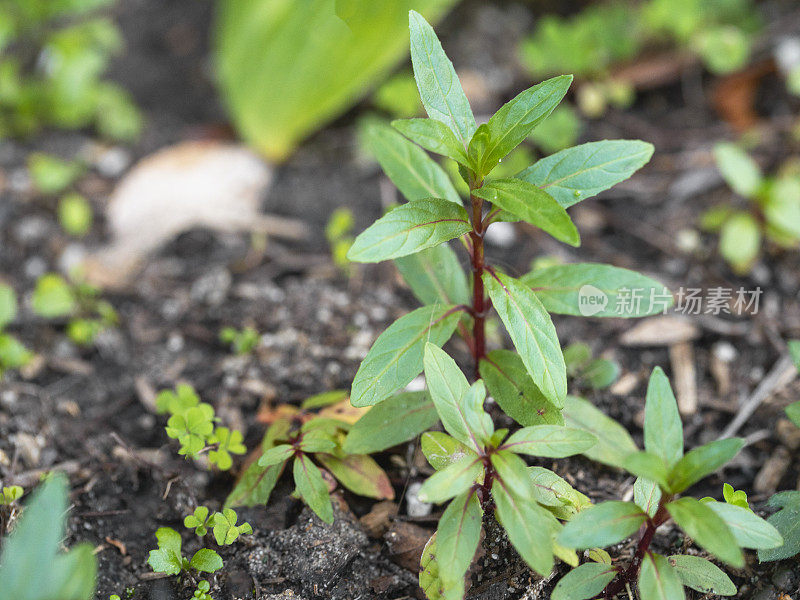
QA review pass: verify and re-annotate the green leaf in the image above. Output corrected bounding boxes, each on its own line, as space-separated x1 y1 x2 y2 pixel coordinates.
517 140 654 208
639 554 684 600
423 343 479 450
31 274 77 318
417 456 482 504
408 10 476 144
211 508 252 546
392 118 469 165
705 501 783 550
27 153 83 195
148 527 184 575
502 425 596 458
394 244 469 306
225 426 289 508
421 431 475 471
184 506 212 536
528 466 591 519
634 478 662 518
520 263 673 318
0 333 33 372
420 533 465 600
347 198 471 263
474 179 579 246
436 491 483 589
293 454 334 523
558 501 647 550
668 555 736 596
562 395 638 469
189 549 223 573
316 453 394 500
714 142 762 197
471 75 572 175
786 401 800 428
491 449 538 500
644 367 683 467
351 304 460 407
787 339 800 371
214 1 457 161
758 491 800 561
551 562 617 600
622 452 671 490
52 544 97 600
343 391 437 454
0 284 17 328
479 350 565 426
484 270 567 405
461 380 494 445
492 477 555 576
668 438 744 493
360 118 462 203
666 497 742 567
208 427 246 471
719 212 761 275
301 389 349 410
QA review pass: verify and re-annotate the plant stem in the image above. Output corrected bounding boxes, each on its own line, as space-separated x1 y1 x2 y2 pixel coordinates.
469 191 486 375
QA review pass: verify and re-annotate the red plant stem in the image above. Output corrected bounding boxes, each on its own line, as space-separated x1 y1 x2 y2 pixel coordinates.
469 190 486 375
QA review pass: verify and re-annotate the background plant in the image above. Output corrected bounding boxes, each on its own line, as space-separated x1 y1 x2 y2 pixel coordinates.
0 282 33 378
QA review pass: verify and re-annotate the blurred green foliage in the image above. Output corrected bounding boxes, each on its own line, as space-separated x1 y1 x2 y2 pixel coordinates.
213 0 458 161
0 0 141 141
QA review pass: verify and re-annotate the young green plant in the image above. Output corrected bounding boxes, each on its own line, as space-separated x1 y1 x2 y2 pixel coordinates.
0 283 33 378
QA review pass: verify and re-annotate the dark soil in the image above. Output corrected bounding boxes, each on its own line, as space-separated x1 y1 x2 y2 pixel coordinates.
1 1 800 599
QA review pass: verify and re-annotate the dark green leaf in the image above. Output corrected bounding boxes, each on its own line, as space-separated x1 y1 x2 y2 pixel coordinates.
474 179 579 246
758 491 800 561
483 270 566 405
666 497 743 567
520 263 672 318
392 118 469 165
705 501 783 550
622 452 670 490
417 456 482 504
668 438 744 493
517 140 654 208
462 380 494 445
668 555 736 596
491 450 538 500
562 395 638 469
502 425 596 458
638 553 684 600
293 454 333 523
479 350 564 426
394 243 469 306
558 501 647 550
409 10 476 144
644 367 683 467
634 478 662 518
552 562 617 600
436 491 483 589
421 431 476 471
224 458 285 509
351 304 460 407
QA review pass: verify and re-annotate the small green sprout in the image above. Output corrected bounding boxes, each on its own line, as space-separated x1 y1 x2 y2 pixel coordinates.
219 326 260 355
563 342 620 390
110 596 120 600
0 283 33 378
147 527 222 576
156 383 201 415
211 509 252 546
184 507 213 537
325 207 355 273
193 580 213 600
208 427 246 470
0 486 23 505
27 153 84 195
165 404 215 458
58 192 93 237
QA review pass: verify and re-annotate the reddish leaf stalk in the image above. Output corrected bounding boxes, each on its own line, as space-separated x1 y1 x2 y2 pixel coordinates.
469 187 487 376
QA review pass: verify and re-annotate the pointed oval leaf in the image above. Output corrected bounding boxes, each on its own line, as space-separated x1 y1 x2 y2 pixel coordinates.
714 142 762 198
258 444 295 467
668 438 744 493
705 501 783 550
517 140 654 208
491 449 538 500
666 497 743 567
622 452 671 490
502 425 596 458
394 244 469 306
316 453 394 500
417 456 482 504
462 379 494 445
483 270 567 405
668 555 736 596
552 562 617 600
634 478 662 519
351 305 461 407
639 553 685 600
558 501 647 550
529 466 591 518
520 263 673 318
293 454 333 523
474 179 579 246
644 367 683 467
392 118 469 165
562 395 638 469
421 431 475 471
409 10 476 144
436 491 483 588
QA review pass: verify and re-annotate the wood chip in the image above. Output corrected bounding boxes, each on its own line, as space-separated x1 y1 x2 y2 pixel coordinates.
669 341 697 415
620 316 699 347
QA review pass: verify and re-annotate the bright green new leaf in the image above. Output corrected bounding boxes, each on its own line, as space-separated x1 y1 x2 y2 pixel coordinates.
722 483 750 510
517 140 654 208
417 456 482 504
461 380 494 445
668 555 736 596
316 453 395 500
520 263 672 318
300 390 349 410
634 478 662 518
423 343 478 449
558 501 647 550
214 1 457 161
562 395 638 469
189 549 223 573
31 274 77 318
470 75 572 175
343 391 438 454
392 118 469 165
409 10 476 144
502 425 596 458
212 508 252 546
208 427 246 470
421 431 475 471
666 497 743 567
551 562 617 600
147 527 185 575
360 118 462 204
474 179 579 246
705 501 782 550
155 383 200 415
667 438 744 493
347 198 471 263
258 443 295 468
58 193 93 237
623 452 670 491
492 477 554 576
0 284 17 328
293 454 334 523
165 404 215 458
719 212 761 274
787 401 800 428
394 244 469 306
639 554 684 600
351 304 460 407
644 367 683 467
484 270 567 405
27 153 83 195
714 142 762 198
436 491 482 589
758 491 800 562
184 506 213 536
0 334 33 373
479 350 565 426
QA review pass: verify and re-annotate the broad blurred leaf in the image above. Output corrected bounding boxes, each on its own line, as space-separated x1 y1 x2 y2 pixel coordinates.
714 142 762 197
719 211 761 274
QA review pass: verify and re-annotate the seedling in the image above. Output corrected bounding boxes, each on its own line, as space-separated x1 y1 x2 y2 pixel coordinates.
0 283 33 378
184 507 214 537
192 581 213 600
701 144 800 274
211 509 252 546
563 343 620 391
325 208 355 273
219 326 260 356
147 527 222 576
0 485 22 505
552 368 781 600
58 193 94 238
27 153 84 196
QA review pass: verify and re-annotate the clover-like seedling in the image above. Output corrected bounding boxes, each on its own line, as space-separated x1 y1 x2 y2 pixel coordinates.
211 508 252 546
219 326 260 356
193 580 213 600
156 383 201 415
147 527 222 576
551 368 782 600
184 506 213 536
208 427 247 470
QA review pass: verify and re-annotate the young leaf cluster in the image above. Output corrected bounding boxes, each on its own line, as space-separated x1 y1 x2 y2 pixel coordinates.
27 153 94 238
146 527 223 576
564 342 619 391
0 283 33 378
219 326 260 356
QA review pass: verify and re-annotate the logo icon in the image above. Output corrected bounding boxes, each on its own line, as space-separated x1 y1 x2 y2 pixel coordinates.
578 285 608 316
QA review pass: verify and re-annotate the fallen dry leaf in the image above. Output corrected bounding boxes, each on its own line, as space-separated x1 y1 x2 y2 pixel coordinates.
620 315 700 347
